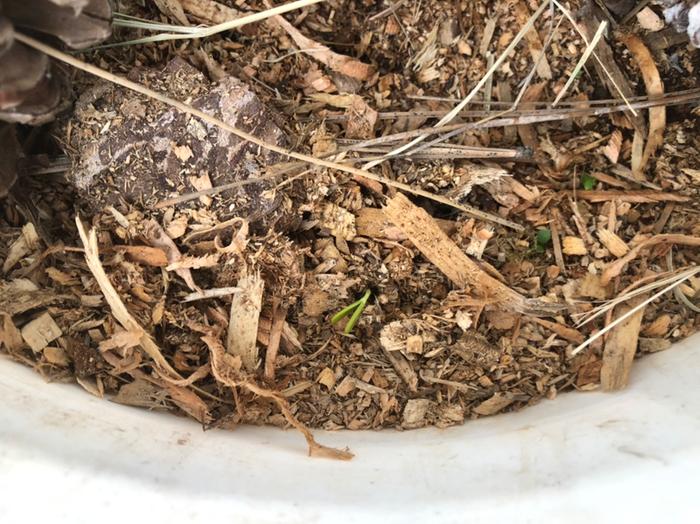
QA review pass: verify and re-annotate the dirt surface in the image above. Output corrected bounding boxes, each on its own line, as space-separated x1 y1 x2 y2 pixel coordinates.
1 0 699 454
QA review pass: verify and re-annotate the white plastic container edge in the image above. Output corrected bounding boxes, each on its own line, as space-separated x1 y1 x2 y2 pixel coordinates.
1 333 700 523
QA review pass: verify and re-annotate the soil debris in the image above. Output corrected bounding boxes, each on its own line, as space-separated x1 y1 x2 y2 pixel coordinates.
1 0 699 457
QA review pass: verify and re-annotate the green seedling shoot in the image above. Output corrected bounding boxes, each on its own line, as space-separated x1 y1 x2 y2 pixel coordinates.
331 290 371 335
581 173 598 190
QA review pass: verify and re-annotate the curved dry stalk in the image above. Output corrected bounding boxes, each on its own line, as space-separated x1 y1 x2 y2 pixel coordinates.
103 0 325 47
618 32 666 172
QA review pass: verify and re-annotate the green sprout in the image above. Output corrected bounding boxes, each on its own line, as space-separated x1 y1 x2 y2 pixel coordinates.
331 290 371 334
581 173 598 191
534 228 552 253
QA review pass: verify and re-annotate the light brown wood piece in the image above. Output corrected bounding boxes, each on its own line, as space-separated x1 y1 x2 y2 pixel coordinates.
76 219 181 379
383 194 561 315
356 207 455 240
180 0 241 23
652 203 675 234
590 171 631 189
601 297 647 391
618 33 665 172
473 392 515 416
20 312 62 353
3 222 39 273
531 317 584 344
598 229 630 257
562 236 588 256
227 273 264 371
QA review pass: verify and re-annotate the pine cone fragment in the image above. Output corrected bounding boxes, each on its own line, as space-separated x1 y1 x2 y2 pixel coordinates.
0 0 112 124
0 0 111 196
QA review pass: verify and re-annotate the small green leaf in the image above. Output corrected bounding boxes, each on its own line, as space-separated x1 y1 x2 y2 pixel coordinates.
581 173 598 191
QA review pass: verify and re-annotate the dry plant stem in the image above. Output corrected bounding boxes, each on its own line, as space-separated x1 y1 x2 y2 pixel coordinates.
601 234 700 285
15 33 519 231
574 268 692 327
330 90 699 151
203 335 353 460
408 88 700 108
354 90 700 156
75 217 181 380
383 194 562 316
570 268 700 356
363 0 550 169
106 0 325 46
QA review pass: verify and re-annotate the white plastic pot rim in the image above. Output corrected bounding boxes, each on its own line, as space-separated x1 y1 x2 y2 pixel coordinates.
1 333 699 523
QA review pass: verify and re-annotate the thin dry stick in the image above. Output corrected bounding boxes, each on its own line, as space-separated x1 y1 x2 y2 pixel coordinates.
408 87 700 107
16 33 519 231
388 88 700 120
570 268 700 357
362 0 550 169
552 20 607 106
574 267 696 326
